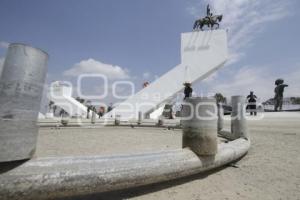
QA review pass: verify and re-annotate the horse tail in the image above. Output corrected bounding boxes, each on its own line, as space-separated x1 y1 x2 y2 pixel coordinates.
193 19 201 30
218 15 223 22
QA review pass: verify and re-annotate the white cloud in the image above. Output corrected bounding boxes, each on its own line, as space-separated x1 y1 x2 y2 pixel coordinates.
202 70 219 83
203 65 300 101
142 72 151 79
187 0 293 64
0 41 9 49
211 66 272 98
63 58 130 80
280 64 300 98
187 0 296 99
0 57 5 76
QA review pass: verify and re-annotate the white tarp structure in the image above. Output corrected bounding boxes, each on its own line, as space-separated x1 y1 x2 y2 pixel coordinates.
106 30 228 120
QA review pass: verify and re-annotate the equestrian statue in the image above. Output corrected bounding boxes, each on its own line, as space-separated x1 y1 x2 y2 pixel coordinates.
193 4 223 31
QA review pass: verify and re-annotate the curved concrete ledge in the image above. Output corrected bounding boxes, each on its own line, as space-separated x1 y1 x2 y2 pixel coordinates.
218 129 239 140
0 138 250 200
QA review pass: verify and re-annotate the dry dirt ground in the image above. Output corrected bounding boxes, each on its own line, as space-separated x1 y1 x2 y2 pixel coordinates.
36 112 300 200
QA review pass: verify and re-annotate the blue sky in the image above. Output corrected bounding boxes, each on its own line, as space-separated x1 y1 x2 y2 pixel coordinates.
0 0 299 103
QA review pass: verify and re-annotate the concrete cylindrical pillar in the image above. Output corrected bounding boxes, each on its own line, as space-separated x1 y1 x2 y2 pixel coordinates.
231 96 248 139
181 97 218 156
91 111 96 124
115 115 120 126
0 43 48 162
217 103 224 132
137 111 142 125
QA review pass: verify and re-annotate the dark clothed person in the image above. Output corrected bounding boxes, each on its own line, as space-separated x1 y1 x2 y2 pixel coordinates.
184 84 193 100
247 92 257 116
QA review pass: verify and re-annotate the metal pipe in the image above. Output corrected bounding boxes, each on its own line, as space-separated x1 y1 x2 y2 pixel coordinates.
91 111 96 124
138 111 142 125
181 97 218 156
115 115 120 126
0 43 48 162
231 96 248 139
0 138 250 200
217 103 224 132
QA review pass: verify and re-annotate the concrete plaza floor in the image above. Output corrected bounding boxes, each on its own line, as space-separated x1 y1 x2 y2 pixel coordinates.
36 112 300 200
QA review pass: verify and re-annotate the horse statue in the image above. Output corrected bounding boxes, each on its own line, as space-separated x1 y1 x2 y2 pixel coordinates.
193 15 223 31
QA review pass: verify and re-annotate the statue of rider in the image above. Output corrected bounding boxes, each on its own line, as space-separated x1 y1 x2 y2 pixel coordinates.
274 79 288 111
205 4 213 25
207 4 211 16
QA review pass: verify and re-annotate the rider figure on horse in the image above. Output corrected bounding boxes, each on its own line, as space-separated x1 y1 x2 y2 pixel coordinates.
192 4 222 31
206 4 211 16
205 4 213 25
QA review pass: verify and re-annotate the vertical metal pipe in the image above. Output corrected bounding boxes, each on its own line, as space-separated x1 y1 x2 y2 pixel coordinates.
231 96 248 139
91 111 96 124
115 115 120 126
181 97 218 156
0 43 48 162
217 103 224 132
157 118 164 126
137 111 142 125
